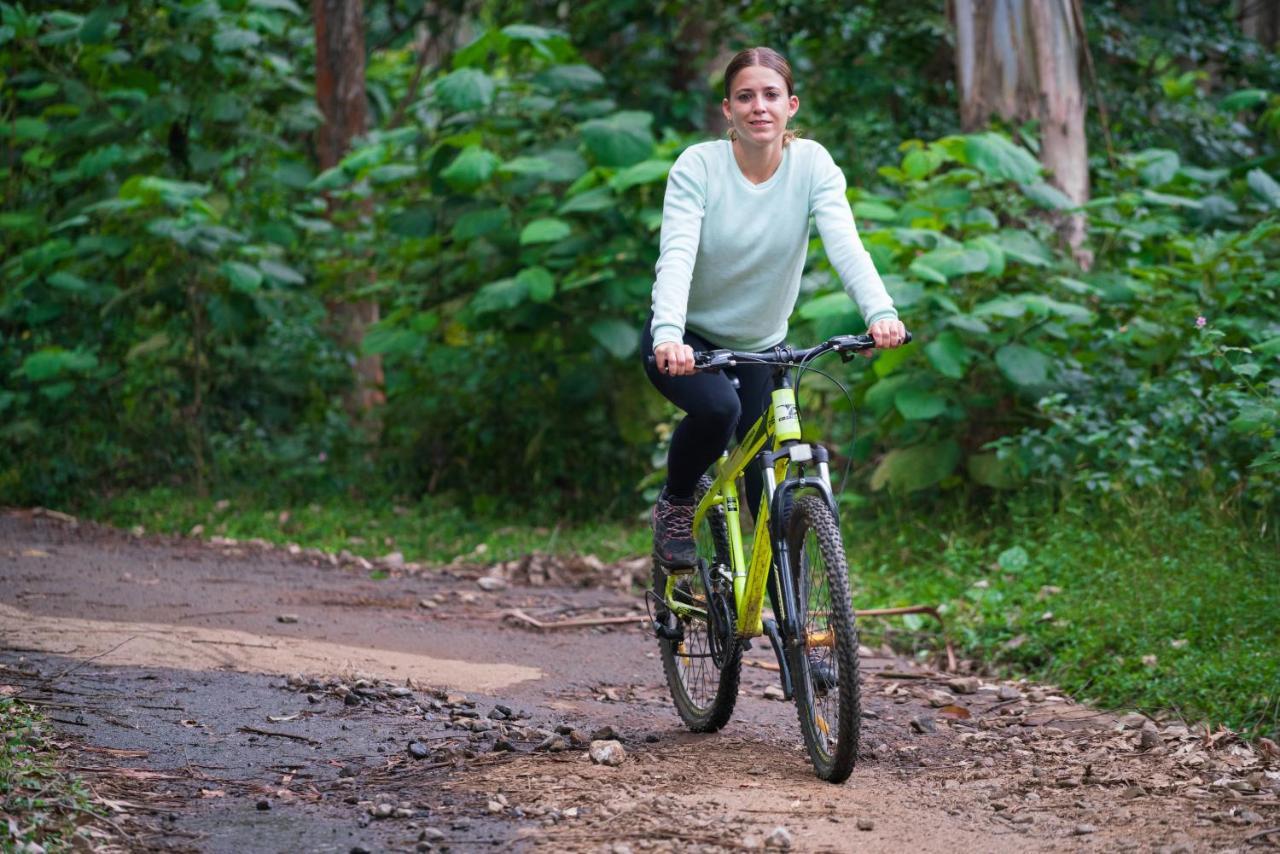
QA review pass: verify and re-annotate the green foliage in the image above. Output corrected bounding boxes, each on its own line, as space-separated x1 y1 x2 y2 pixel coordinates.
2 698 98 850
848 494 1279 740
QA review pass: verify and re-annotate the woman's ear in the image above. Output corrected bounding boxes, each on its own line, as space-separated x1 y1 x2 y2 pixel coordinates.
721 98 732 123
788 95 799 119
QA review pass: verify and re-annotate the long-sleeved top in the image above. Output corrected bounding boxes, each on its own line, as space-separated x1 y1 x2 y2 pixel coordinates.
650 138 897 352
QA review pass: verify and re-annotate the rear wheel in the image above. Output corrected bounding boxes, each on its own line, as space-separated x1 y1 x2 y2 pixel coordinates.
784 494 860 782
655 477 741 732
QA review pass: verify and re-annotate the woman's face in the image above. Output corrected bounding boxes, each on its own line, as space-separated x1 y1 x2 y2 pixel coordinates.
722 64 798 149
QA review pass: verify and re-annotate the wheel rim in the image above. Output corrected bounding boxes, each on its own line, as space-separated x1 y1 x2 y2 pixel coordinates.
669 576 720 711
796 527 842 762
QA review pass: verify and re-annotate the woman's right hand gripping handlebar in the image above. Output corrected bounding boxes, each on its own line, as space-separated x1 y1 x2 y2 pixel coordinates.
653 341 697 377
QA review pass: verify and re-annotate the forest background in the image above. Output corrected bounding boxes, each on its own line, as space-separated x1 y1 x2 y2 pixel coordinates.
2 0 1277 739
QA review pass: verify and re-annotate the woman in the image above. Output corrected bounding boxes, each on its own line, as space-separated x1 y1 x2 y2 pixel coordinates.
644 46 908 568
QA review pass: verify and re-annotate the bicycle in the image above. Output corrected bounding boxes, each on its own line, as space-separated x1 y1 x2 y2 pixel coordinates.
646 331 909 782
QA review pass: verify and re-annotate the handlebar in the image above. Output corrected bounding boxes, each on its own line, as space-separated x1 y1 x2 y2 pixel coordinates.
645 331 913 372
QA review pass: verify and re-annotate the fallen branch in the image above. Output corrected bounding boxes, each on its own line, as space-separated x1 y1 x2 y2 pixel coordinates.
1245 827 1280 845
502 609 647 631
189 639 277 649
853 604 957 672
873 671 934 680
237 726 321 746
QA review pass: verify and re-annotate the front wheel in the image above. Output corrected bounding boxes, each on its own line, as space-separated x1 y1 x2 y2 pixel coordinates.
784 494 861 782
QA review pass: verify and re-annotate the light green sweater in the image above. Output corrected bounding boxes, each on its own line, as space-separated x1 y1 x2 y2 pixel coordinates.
650 139 898 351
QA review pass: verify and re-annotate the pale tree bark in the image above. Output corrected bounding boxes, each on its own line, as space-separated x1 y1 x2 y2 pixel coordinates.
313 0 385 427
1239 0 1280 48
952 0 1092 269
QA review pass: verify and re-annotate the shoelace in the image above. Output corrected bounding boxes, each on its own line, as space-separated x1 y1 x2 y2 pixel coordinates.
655 499 695 537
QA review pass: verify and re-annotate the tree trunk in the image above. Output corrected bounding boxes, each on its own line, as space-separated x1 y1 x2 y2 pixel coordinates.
1240 0 1280 49
313 0 385 426
952 0 1092 269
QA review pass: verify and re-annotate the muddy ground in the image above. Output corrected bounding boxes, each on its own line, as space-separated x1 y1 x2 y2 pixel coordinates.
1 509 1277 853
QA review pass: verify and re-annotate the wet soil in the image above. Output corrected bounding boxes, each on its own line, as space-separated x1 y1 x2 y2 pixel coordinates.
2 509 1277 853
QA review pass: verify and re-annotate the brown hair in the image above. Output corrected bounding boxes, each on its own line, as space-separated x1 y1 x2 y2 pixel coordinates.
722 47 799 146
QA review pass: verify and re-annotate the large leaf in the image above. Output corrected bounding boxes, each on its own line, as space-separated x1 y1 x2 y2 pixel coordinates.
968 453 1021 490
558 187 615 214
894 387 947 420
435 68 495 112
1246 169 1280 208
995 230 1054 267
1221 88 1270 111
536 64 604 93
797 292 856 321
440 145 499 190
19 347 97 382
962 133 1040 184
472 277 526 314
995 344 1051 388
870 440 961 492
579 111 654 167
1021 181 1075 210
910 247 989 280
212 28 261 52
516 266 555 303
610 159 671 191
1133 148 1180 186
589 318 640 358
924 331 971 379
221 261 263 293
452 207 509 241
519 218 572 245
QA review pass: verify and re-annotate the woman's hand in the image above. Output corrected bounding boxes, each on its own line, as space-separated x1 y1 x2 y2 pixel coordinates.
867 318 908 352
654 341 696 376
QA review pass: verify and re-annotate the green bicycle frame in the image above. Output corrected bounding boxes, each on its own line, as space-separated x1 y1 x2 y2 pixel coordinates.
666 373 819 639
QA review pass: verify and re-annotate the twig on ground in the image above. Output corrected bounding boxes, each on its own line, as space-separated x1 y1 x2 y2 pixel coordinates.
873 670 933 680
503 609 647 630
854 605 958 671
1244 827 1280 845
237 726 321 746
189 639 277 649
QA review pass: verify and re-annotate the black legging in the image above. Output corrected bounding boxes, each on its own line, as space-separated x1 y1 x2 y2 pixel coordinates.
641 316 779 513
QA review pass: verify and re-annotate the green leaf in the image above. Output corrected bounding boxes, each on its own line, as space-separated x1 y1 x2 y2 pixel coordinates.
517 266 555 302
13 117 48 142
452 207 510 241
440 145 499 190
610 159 671 191
388 205 435 238
47 271 91 293
127 332 171 361
883 276 924 307
908 258 947 285
998 545 1029 572
519 217 572 245
797 292 856 321
995 231 1054 267
499 156 556 177
894 387 947 420
1133 148 1180 186
212 28 261 52
308 165 349 191
870 440 961 493
579 111 655 167
969 235 1006 276
435 68 495 112
363 326 419 357
536 64 604 92
589 318 639 358
1021 181 1075 210
902 147 942 179
502 23 559 41
967 452 1020 489
368 164 417 185
78 6 114 44
250 0 305 13
911 247 989 280
259 259 305 286
972 297 1026 319
962 133 1040 184
853 201 897 222
995 344 1051 388
558 187 615 214
1221 88 1270 111
471 277 526 314
1246 169 1280 208
19 347 97 382
221 261 263 293
924 331 971 379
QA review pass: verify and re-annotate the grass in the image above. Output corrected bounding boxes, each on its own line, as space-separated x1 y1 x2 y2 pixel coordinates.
68 485 1280 740
845 493 1279 741
1 698 98 851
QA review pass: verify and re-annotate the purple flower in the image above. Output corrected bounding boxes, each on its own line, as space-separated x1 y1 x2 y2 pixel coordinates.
1195 315 1207 328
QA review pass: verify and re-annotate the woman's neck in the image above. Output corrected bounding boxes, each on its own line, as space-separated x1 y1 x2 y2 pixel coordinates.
731 138 784 185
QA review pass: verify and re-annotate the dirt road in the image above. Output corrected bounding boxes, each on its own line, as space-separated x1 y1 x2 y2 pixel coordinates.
2 510 1276 852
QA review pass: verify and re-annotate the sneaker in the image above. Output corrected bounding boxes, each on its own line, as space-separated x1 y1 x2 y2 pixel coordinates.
651 488 696 569
808 655 838 695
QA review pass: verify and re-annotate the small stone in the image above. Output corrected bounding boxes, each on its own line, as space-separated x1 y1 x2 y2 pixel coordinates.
644 733 660 743
764 826 793 849
277 614 299 624
568 729 590 747
860 708 879 720
997 685 1022 701
492 738 514 752
344 693 361 707
1073 824 1097 835
563 807 579 819
477 576 507 592
763 685 785 701
589 739 626 766
417 599 436 610
591 725 619 741
536 735 568 752
381 551 405 569
856 818 874 831
1026 689 1045 703
389 686 413 698
338 765 359 778
924 689 954 707
1138 727 1162 751
407 741 430 760
306 693 321 704
420 828 445 841
371 803 394 819
1119 712 1148 730
947 677 980 695
487 799 503 814
910 715 936 734
256 799 271 811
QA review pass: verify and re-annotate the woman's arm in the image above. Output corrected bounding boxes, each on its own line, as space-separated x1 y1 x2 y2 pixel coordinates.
809 145 902 346
650 150 708 351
